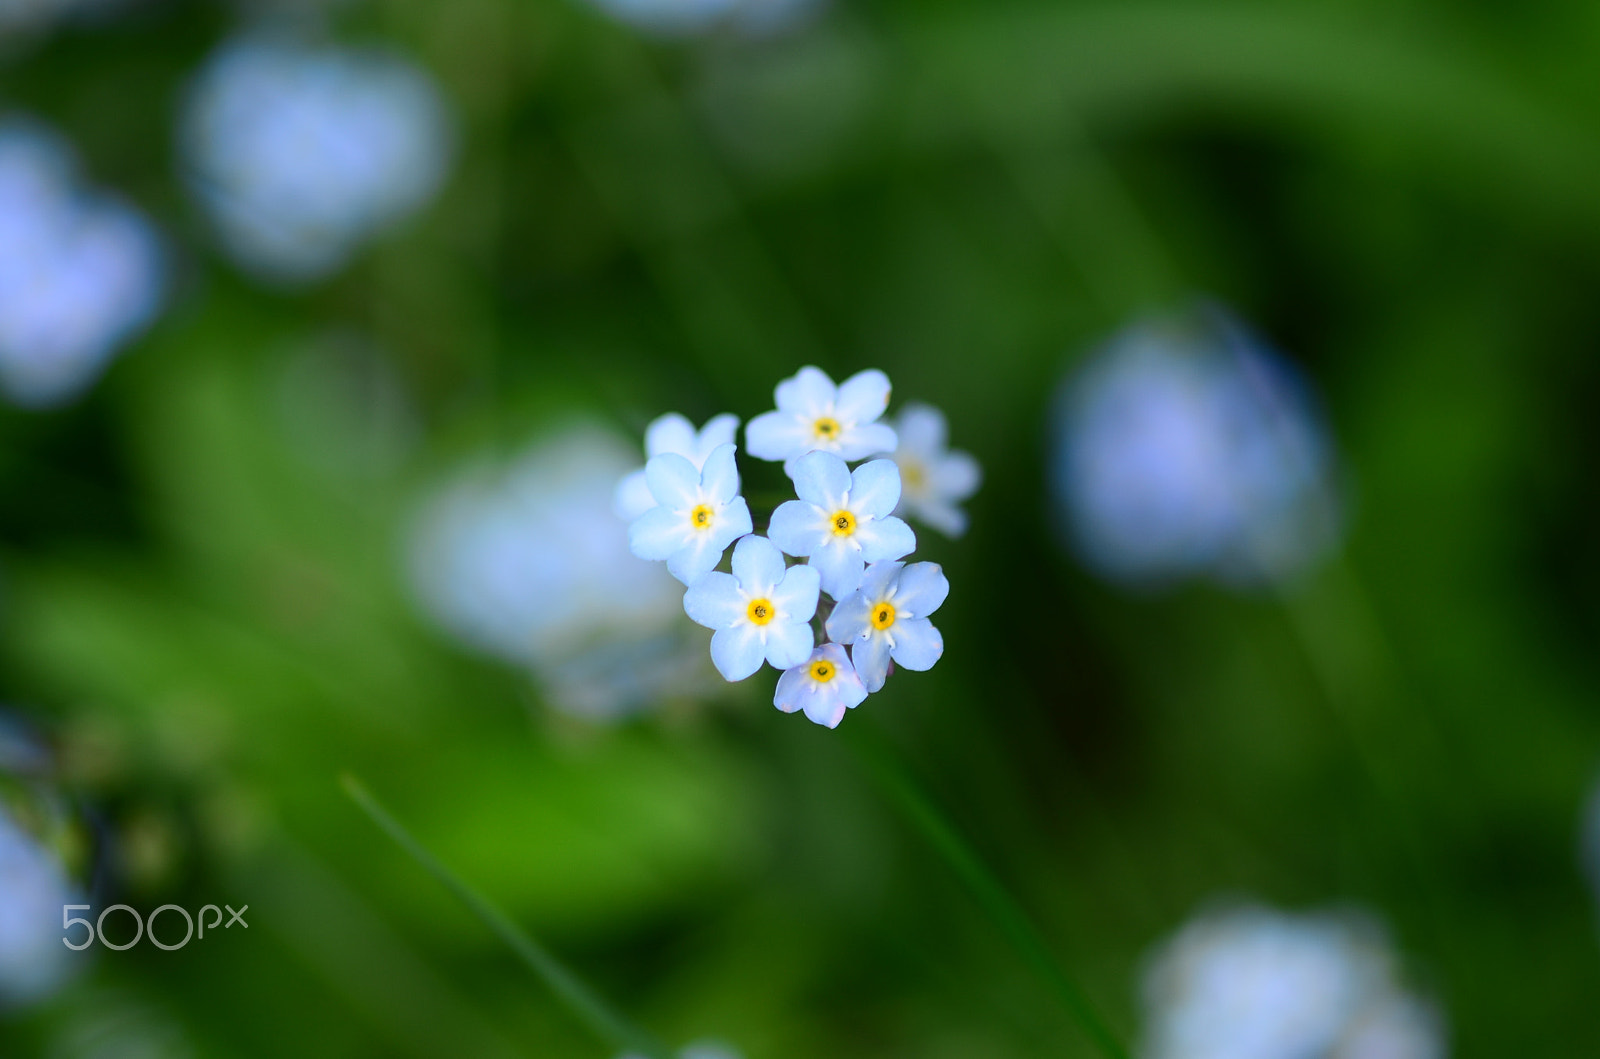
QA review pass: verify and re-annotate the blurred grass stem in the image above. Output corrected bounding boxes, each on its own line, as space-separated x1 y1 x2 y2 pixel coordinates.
841 724 1131 1059
341 774 673 1059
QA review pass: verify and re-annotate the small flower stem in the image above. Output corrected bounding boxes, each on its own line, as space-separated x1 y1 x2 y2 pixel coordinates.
838 724 1131 1059
341 775 673 1059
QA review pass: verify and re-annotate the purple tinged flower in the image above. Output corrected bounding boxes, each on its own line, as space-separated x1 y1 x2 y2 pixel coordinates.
773 643 867 728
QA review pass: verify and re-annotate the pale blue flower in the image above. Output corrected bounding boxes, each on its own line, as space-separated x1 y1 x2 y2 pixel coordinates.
683 534 818 680
746 366 897 473
768 451 914 598
773 642 867 729
585 0 819 37
0 806 81 1007
879 402 980 538
615 412 740 522
826 560 946 693
629 443 753 585
1053 309 1338 587
1142 903 1445 1059
0 118 164 406
409 423 708 720
181 37 451 283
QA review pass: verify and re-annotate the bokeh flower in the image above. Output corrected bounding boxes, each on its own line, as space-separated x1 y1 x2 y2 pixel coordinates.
0 117 164 406
180 36 452 283
408 422 710 720
1051 308 1339 587
768 451 914 598
879 402 980 538
747 365 898 473
826 559 947 693
615 412 741 522
629 443 753 585
583 0 820 38
1141 903 1445 1059
0 804 82 1007
773 642 867 729
684 534 818 681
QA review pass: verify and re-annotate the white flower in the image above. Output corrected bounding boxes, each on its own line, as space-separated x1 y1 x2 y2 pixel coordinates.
1141 903 1445 1059
683 534 818 681
826 560 947 693
615 412 740 522
773 643 867 729
181 37 452 283
629 443 753 585
746 366 898 473
0 806 81 1006
0 118 164 407
1053 310 1338 587
408 423 706 720
882 402 981 538
768 451 914 598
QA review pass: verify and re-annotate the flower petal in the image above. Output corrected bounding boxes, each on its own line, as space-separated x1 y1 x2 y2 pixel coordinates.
764 619 813 671
746 410 807 462
613 468 655 521
858 559 902 600
889 617 943 671
803 690 848 729
629 505 689 561
710 624 765 681
907 499 968 538
773 664 809 713
936 450 981 500
851 633 892 693
775 365 835 416
836 421 898 462
667 529 725 585
712 497 754 552
854 515 916 563
769 500 826 557
695 413 741 462
699 443 740 503
645 412 697 458
683 571 745 630
645 452 700 508
893 561 949 617
824 590 873 643
771 563 820 621
834 369 892 424
809 539 865 599
895 402 947 455
789 450 851 508
849 458 902 519
731 534 787 595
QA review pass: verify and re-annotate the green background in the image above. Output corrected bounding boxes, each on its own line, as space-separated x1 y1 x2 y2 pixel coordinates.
3 0 1598 1055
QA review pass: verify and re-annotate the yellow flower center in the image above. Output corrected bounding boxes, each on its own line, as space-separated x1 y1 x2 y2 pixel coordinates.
746 598 775 625
871 601 896 630
900 459 926 491
813 416 841 441
690 504 714 530
829 509 856 536
810 659 836 682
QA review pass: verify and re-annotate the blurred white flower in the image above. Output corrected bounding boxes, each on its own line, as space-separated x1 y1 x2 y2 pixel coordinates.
1141 903 1445 1059
880 402 980 538
409 423 711 720
0 804 82 1007
181 36 451 283
585 0 819 37
1052 308 1339 588
0 118 164 406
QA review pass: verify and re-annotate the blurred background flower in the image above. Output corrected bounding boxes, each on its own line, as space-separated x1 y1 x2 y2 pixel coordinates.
0 118 163 407
179 35 451 283
583 0 820 38
408 422 713 721
1140 903 1444 1059
1051 307 1339 588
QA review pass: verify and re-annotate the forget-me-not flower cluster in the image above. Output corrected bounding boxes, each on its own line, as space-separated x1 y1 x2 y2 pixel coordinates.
180 36 452 283
622 366 978 729
0 118 164 407
1140 902 1446 1059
